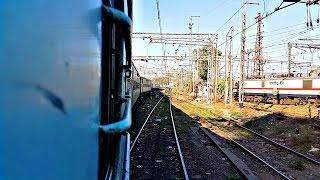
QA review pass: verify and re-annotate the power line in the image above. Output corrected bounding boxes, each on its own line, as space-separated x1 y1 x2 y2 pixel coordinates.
214 2 246 34
218 1 301 48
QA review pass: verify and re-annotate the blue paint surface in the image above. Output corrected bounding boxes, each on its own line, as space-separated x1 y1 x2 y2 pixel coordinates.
0 0 101 179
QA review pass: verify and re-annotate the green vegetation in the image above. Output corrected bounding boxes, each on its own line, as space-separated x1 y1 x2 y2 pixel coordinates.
174 99 215 120
288 160 305 170
174 120 189 133
297 145 311 153
227 173 242 180
237 129 253 138
230 111 240 118
217 78 225 94
192 46 222 81
272 122 294 135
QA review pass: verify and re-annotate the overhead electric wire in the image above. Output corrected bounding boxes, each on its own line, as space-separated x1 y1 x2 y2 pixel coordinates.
245 23 305 42
208 0 230 15
214 2 246 34
217 1 301 48
264 25 320 49
246 26 307 45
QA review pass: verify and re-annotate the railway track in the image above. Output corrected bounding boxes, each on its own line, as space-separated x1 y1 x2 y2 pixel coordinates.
205 118 320 180
130 93 189 179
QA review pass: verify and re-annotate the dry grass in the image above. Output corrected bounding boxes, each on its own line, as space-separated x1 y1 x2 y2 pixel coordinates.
244 102 319 119
171 92 320 158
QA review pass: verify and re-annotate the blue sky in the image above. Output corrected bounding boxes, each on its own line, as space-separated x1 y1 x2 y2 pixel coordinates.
132 0 320 77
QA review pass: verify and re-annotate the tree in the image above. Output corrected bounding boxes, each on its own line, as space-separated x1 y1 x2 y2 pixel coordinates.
192 45 222 81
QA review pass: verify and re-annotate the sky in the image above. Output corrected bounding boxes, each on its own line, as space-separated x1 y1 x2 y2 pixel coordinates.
132 0 320 78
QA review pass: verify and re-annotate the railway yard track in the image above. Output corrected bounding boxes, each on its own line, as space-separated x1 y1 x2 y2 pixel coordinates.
130 92 189 179
204 117 320 180
130 91 320 179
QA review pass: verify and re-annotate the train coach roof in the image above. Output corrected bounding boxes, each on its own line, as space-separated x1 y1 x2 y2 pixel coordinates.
245 77 320 81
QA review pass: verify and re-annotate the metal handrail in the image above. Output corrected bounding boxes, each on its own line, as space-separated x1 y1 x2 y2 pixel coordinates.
100 99 131 133
102 5 132 27
100 2 132 134
101 2 132 179
101 4 132 69
123 133 130 180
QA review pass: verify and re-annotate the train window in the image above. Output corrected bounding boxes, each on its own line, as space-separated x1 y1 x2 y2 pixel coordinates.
261 81 265 87
303 80 312 89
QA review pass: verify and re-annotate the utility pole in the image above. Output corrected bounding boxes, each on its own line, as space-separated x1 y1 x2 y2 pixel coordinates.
189 17 194 95
207 35 217 104
179 69 182 90
189 16 200 96
196 46 199 84
224 27 234 105
207 48 211 102
239 12 246 108
254 13 264 79
246 49 254 78
214 35 218 103
288 42 292 75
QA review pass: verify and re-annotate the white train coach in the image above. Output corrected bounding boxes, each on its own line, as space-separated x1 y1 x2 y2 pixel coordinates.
242 78 320 104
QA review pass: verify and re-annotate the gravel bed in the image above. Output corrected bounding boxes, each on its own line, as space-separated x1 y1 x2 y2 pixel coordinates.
130 97 184 179
171 105 243 180
234 130 320 180
206 124 284 180
130 91 163 141
215 122 320 180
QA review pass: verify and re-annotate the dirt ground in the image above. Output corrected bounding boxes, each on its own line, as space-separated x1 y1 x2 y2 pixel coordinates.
171 90 320 159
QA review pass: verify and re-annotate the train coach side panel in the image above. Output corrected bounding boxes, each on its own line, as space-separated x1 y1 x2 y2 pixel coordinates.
132 64 141 105
141 78 152 93
244 80 262 88
244 80 265 94
265 79 302 88
0 1 100 179
313 79 320 89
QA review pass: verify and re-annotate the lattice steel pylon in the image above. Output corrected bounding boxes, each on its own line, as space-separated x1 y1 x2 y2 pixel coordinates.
239 12 246 108
253 13 264 78
224 27 234 104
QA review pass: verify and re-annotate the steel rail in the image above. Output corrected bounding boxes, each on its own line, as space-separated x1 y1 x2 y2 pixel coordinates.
204 123 291 180
169 96 190 180
201 128 260 180
130 95 164 151
227 133 291 180
227 117 320 165
236 123 320 165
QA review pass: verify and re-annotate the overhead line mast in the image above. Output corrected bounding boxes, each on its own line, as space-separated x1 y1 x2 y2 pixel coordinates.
253 13 264 79
155 0 168 84
217 0 312 49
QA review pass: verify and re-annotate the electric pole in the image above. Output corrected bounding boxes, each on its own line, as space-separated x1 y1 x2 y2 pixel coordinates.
288 42 292 75
189 16 200 96
224 27 234 105
207 45 212 102
189 17 194 95
246 49 254 78
239 12 246 108
214 35 218 103
254 13 264 79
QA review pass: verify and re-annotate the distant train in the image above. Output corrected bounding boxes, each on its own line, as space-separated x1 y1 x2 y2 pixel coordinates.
132 63 153 105
236 77 320 104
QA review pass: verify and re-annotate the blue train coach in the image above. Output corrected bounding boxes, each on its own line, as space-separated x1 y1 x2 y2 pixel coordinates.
0 0 133 179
